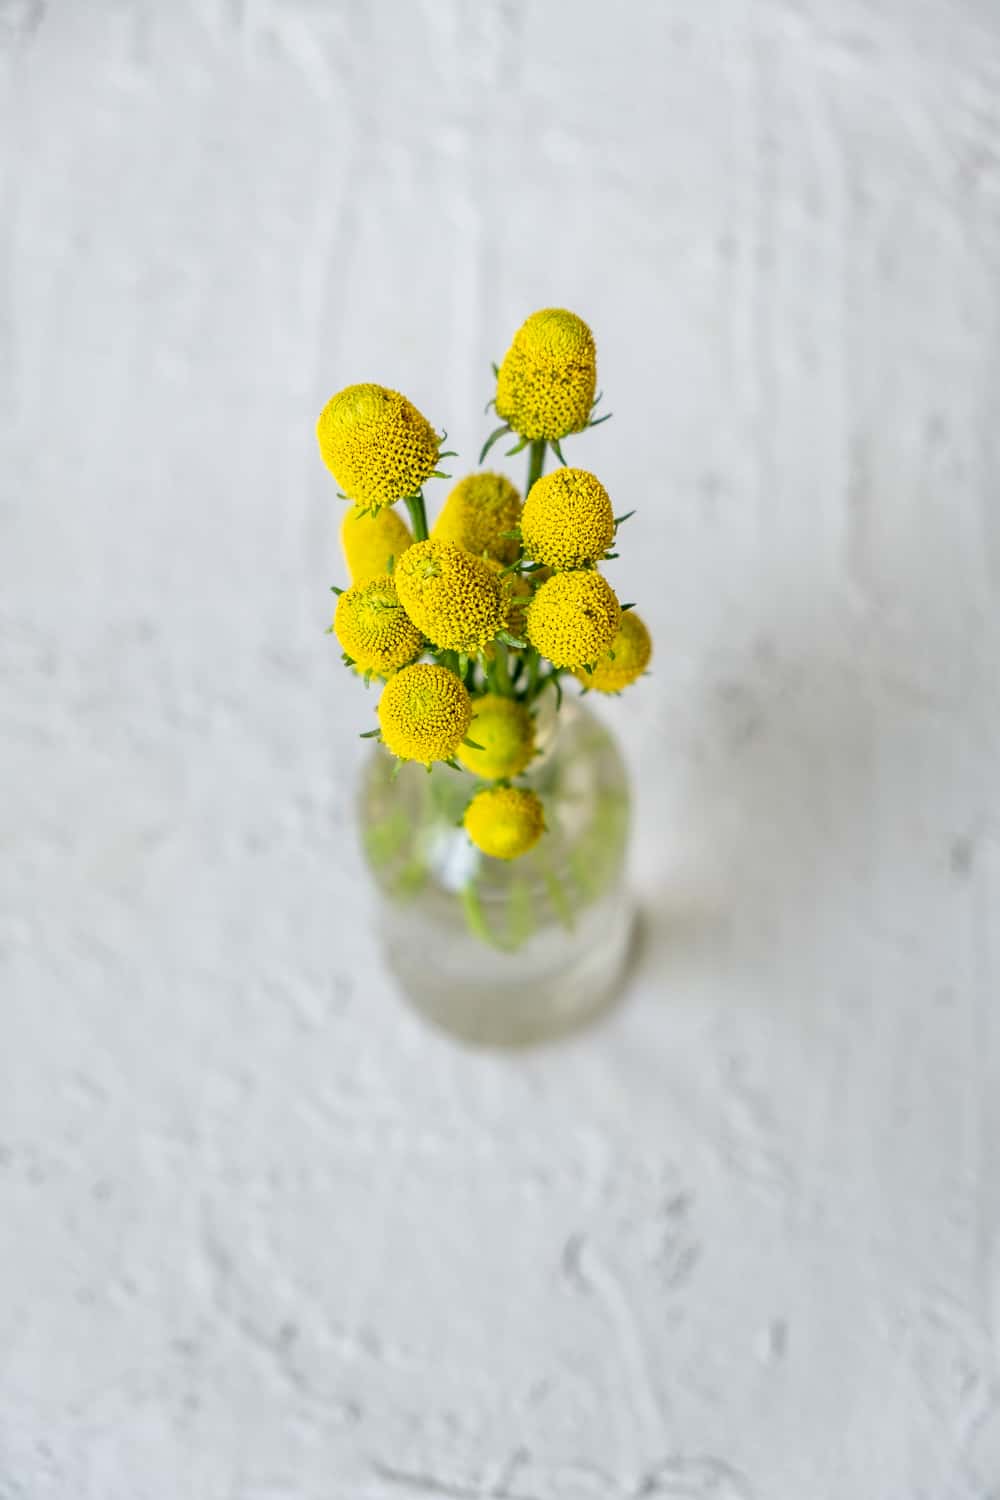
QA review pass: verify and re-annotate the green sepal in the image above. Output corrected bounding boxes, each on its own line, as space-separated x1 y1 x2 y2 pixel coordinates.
490 361 499 378
620 601 636 611
462 737 485 751
497 629 527 649
588 411 613 428
553 676 564 709
457 651 470 678
479 424 511 463
504 435 530 457
613 509 636 527
359 728 381 739
330 585 345 595
341 651 356 666
550 437 567 466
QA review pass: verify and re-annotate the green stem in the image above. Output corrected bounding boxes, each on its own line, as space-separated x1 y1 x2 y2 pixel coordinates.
404 491 429 541
526 439 547 496
524 648 541 701
492 642 513 696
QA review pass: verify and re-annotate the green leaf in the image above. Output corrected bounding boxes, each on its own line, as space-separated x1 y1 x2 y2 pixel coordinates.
479 424 511 463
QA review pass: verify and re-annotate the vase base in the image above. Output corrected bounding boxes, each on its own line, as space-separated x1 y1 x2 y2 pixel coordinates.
380 889 637 1048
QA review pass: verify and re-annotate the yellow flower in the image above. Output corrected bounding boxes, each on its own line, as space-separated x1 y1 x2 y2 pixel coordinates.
520 467 615 570
456 694 535 780
525 570 621 669
316 384 439 513
333 575 423 676
394 539 502 654
495 308 597 441
432 472 522 565
377 663 472 765
464 786 546 861
573 610 652 693
340 504 413 585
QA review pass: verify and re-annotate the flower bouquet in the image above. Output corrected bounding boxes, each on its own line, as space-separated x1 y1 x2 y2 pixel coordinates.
317 309 650 1042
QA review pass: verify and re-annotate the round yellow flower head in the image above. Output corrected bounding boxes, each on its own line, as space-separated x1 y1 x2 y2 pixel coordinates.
377 662 472 766
573 609 652 693
495 309 597 441
333 575 423 676
340 504 413 585
394 539 503 654
520 466 615 571
525 570 621 669
316 384 439 513
464 786 546 861
456 693 535 780
432 472 522 566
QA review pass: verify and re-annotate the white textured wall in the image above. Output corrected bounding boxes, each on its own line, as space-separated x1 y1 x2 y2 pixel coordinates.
3 2 1000 1496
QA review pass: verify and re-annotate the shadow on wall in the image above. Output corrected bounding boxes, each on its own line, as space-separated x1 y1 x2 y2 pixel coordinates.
631 569 992 1007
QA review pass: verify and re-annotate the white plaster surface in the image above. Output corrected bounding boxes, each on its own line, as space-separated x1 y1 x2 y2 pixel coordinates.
3 2 1000 1496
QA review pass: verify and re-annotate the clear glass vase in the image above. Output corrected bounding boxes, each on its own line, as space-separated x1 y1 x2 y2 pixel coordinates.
358 688 634 1045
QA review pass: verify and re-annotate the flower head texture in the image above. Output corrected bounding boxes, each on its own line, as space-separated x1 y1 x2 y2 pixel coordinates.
316 384 439 513
495 309 597 441
333 576 423 676
525 570 621 669
456 693 535 780
394 539 503 654
340 504 413 585
432 472 522 565
377 663 472 765
573 610 652 693
463 786 546 861
520 466 615 570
